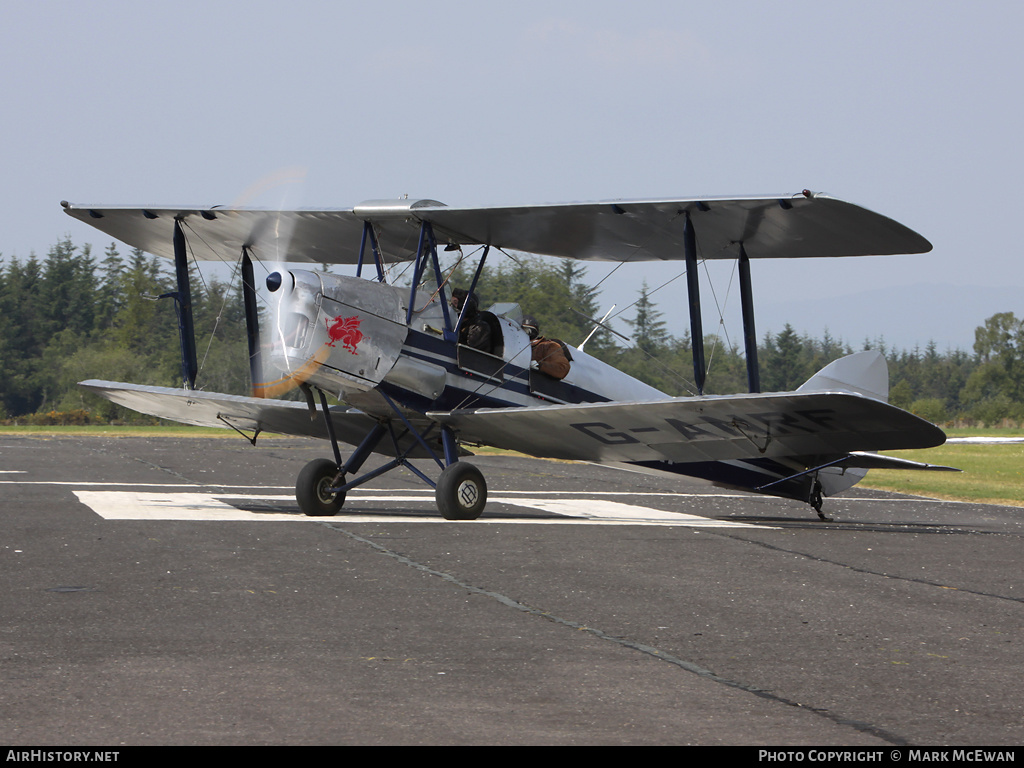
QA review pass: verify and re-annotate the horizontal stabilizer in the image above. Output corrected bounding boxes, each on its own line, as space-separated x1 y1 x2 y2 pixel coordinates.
843 452 959 471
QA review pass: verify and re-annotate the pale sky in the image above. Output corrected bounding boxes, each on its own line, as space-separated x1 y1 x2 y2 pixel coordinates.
2 1 1022 352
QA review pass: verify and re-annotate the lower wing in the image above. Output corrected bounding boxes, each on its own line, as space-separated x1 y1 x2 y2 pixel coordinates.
429 390 947 464
78 380 442 458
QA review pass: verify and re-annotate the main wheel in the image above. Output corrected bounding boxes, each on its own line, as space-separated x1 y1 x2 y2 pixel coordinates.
435 462 487 520
296 458 346 516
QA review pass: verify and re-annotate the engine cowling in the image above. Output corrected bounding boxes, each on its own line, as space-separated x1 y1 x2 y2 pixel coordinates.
264 270 407 401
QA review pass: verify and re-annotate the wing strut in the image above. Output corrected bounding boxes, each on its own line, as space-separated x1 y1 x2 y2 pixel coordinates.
355 221 387 282
160 219 198 390
685 212 761 394
405 220 468 341
240 247 264 398
684 212 706 394
738 244 761 393
453 245 490 342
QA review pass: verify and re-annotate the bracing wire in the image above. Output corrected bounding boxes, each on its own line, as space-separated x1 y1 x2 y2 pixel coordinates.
178 221 265 389
700 257 739 378
595 209 740 396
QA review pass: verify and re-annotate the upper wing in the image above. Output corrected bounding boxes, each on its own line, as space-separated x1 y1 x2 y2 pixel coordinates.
62 192 930 264
422 193 932 262
60 204 420 265
429 391 946 464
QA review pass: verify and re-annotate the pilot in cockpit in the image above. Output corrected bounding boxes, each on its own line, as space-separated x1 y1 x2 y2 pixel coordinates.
450 288 494 353
521 315 571 380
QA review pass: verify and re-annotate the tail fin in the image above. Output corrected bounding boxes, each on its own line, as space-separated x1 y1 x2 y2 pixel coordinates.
797 350 889 499
797 350 888 401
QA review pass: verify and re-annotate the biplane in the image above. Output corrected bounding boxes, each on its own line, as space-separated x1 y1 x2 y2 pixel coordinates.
62 191 954 521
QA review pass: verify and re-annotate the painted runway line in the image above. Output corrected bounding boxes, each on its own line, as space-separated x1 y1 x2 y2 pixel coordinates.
71 489 770 527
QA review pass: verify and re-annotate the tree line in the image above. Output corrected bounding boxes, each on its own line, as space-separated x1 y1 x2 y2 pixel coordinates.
1 239 1021 426
0 238 250 422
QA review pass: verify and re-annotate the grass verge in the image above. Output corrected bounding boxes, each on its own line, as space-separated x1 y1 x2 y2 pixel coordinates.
861 441 1024 507
0 424 241 438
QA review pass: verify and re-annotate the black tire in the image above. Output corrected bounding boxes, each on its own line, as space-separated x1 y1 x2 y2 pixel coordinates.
435 462 487 520
296 459 345 516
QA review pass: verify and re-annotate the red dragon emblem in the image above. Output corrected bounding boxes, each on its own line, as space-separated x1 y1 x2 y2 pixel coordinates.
325 315 364 355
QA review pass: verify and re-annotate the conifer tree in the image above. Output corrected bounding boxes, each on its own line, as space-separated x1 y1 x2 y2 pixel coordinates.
626 282 669 355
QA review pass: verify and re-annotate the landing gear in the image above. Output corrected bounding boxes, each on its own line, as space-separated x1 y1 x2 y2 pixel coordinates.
809 478 831 522
296 386 489 520
296 458 346 516
435 462 487 520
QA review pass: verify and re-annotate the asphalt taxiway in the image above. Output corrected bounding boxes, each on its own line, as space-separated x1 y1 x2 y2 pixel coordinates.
2 435 1022 746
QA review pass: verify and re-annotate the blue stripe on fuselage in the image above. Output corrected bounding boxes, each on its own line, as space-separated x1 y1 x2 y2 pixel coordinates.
399 329 610 408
